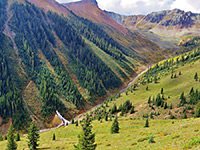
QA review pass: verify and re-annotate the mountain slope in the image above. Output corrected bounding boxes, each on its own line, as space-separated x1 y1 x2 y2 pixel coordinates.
106 9 200 37
65 0 165 63
0 0 161 131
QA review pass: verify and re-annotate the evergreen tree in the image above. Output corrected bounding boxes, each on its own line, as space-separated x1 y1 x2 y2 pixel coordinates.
111 116 119 134
170 104 173 109
76 121 79 126
164 102 168 109
148 135 155 143
0 135 3 141
194 72 198 81
27 121 40 150
161 88 164 94
182 112 187 119
154 76 157 83
130 106 134 114
179 71 182 75
174 74 177 78
148 96 151 104
74 114 97 150
146 86 149 91
16 132 20 141
6 123 17 150
194 108 200 118
180 92 186 106
52 133 56 141
105 114 108 121
144 119 149 128
171 74 173 79
72 118 75 124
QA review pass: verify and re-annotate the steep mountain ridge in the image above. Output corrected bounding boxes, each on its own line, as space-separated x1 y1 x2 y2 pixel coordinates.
0 0 162 131
65 0 164 63
106 9 200 37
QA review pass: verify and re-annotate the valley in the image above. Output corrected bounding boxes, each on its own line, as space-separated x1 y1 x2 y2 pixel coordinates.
0 0 200 149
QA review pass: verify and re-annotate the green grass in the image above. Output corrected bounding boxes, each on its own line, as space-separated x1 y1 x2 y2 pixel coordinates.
1 118 200 149
84 37 138 80
106 59 200 118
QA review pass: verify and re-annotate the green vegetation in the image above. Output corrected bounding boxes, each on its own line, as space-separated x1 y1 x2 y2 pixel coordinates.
74 114 97 150
16 132 20 142
1 118 200 149
27 122 40 150
6 123 17 150
52 133 55 141
111 116 119 134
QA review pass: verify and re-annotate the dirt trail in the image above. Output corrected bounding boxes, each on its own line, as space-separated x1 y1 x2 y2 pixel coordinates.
3 4 28 77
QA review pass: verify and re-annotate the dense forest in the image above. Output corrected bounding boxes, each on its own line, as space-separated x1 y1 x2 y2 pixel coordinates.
0 0 137 128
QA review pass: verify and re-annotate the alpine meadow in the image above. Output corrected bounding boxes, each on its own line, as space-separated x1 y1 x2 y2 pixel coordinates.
0 0 200 149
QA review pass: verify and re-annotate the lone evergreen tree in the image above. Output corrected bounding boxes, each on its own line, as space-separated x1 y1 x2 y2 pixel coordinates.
111 116 119 134
75 121 79 126
148 135 155 143
27 121 40 150
52 133 56 141
161 88 164 94
194 72 198 81
16 132 20 141
6 123 17 150
144 119 149 128
74 114 97 150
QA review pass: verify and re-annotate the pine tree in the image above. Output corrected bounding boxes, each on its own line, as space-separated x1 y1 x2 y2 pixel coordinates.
161 88 164 94
171 74 173 79
180 92 186 106
72 118 75 124
52 133 56 141
0 135 3 141
6 123 17 150
74 114 97 150
130 106 134 114
194 72 198 81
183 112 187 119
111 116 119 134
164 102 168 109
194 108 200 118
75 121 79 126
105 114 108 121
5 135 7 140
148 96 151 104
146 86 149 91
144 119 149 128
179 71 182 75
170 104 173 109
27 121 40 150
16 132 20 141
148 135 155 143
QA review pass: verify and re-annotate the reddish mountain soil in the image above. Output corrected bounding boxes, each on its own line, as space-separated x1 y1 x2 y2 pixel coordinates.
28 0 72 17
65 0 128 34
